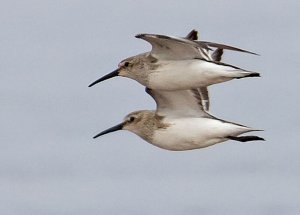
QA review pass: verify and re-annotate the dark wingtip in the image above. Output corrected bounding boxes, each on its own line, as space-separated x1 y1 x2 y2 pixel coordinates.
242 50 260 56
247 51 260 56
201 41 260 56
185 29 198 40
212 48 223 61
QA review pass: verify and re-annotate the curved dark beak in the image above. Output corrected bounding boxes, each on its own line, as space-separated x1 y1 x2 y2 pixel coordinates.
88 68 119 87
93 122 124 139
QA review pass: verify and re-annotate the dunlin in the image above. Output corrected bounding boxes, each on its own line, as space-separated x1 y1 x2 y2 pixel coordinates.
93 88 264 151
89 32 259 90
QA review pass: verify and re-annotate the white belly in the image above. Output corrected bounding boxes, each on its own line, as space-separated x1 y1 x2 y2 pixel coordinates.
151 117 252 151
148 60 234 90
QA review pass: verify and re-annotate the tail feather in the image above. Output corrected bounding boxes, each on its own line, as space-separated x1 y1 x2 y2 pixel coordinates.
228 135 265 142
236 72 260 79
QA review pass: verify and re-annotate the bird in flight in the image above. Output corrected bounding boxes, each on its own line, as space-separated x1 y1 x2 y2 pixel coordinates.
90 30 264 150
93 87 264 151
89 31 259 90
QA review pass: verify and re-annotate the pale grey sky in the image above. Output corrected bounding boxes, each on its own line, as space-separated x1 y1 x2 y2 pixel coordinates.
1 0 299 214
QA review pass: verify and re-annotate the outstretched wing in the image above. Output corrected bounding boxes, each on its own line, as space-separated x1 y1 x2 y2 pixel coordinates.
135 33 211 60
136 33 258 62
184 30 225 112
199 41 259 55
146 88 211 118
141 31 255 114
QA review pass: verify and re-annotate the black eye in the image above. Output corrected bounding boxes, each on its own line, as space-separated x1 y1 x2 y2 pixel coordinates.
129 116 135 122
124 62 129 67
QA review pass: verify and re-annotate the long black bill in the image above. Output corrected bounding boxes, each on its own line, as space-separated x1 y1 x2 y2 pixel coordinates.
93 122 124 139
88 69 119 87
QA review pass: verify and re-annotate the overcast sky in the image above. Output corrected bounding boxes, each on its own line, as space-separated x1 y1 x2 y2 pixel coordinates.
1 0 299 214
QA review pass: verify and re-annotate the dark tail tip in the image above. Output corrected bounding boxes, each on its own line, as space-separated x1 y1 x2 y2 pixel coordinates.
236 72 261 79
247 72 261 78
228 135 265 142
